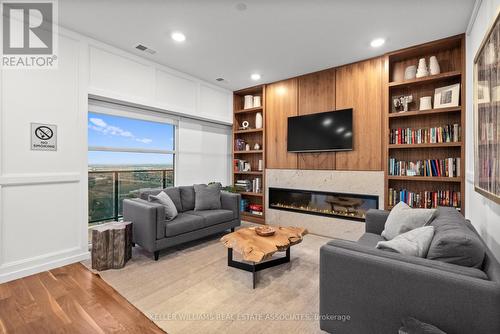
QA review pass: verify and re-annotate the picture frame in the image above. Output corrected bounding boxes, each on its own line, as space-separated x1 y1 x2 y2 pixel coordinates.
474 9 500 204
433 83 460 109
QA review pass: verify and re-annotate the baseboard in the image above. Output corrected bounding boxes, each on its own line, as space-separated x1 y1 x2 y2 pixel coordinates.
0 250 90 284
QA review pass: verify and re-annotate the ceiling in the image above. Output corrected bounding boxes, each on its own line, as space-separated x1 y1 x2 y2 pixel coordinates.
58 0 476 91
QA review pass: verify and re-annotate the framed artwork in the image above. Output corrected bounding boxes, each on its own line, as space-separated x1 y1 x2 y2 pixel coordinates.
474 9 500 204
434 83 460 108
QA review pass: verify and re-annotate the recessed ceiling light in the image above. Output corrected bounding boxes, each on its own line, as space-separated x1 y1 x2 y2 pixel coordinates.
171 32 186 42
251 73 261 80
370 38 385 48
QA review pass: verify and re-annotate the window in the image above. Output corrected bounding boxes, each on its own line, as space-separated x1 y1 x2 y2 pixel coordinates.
88 102 176 224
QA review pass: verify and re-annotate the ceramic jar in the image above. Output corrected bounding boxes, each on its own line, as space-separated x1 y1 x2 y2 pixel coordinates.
429 56 440 75
244 95 254 109
404 65 417 80
253 96 261 108
255 112 263 129
416 58 429 78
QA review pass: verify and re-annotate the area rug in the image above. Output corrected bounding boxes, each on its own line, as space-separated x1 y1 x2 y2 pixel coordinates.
83 227 361 334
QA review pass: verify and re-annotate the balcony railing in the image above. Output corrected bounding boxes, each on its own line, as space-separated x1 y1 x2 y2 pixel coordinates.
88 169 174 224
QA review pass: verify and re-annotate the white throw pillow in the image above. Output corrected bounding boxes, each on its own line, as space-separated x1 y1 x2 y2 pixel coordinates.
149 191 178 221
377 226 435 257
381 202 436 240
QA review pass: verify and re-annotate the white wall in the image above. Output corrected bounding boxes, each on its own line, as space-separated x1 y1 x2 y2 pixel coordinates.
466 0 500 261
0 27 232 283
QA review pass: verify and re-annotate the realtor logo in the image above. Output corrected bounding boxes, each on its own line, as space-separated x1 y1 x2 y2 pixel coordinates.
1 0 58 68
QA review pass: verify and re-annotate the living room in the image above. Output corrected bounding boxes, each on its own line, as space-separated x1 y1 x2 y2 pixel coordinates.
0 1 499 333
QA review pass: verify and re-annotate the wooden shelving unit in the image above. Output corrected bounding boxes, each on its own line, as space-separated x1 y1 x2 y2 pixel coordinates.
233 85 266 224
383 34 466 213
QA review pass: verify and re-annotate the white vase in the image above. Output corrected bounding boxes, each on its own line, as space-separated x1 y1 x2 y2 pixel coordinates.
419 96 432 110
253 96 261 108
429 56 440 75
404 65 417 80
253 143 261 150
244 95 253 109
255 112 263 129
416 58 429 78
486 43 496 65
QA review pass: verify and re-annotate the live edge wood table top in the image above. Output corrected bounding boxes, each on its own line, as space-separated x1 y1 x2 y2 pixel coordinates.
220 226 308 262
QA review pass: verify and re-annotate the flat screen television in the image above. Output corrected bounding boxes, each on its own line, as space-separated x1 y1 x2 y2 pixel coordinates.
287 108 353 152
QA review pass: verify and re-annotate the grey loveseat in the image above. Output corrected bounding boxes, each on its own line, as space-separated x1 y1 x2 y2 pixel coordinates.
320 207 500 334
123 186 240 260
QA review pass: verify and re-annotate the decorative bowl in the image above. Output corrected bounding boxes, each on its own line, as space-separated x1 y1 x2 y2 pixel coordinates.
255 226 275 237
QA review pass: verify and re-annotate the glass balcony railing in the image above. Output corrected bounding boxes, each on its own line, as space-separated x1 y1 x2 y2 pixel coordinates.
88 169 174 224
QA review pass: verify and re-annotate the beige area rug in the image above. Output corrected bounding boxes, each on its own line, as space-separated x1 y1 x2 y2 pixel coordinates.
83 225 362 334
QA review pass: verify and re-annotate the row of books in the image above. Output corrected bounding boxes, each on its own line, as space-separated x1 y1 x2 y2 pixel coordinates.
388 188 461 209
389 124 460 145
388 157 461 177
235 178 262 193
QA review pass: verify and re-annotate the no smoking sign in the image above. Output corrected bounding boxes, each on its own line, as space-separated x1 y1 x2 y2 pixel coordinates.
31 123 57 151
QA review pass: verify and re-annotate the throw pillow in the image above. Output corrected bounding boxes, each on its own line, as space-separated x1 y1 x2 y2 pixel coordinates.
427 207 486 268
377 226 435 257
399 317 446 334
194 183 221 211
381 202 436 240
149 191 178 221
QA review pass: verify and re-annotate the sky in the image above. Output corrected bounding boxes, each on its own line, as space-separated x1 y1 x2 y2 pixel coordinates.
88 112 174 166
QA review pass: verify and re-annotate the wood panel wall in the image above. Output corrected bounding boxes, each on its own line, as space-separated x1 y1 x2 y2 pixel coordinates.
265 58 384 171
265 79 298 169
297 68 336 170
335 57 383 170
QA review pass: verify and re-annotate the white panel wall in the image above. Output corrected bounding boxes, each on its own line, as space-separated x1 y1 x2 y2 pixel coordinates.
177 118 232 186
0 26 233 283
88 45 233 125
466 0 500 261
0 33 89 282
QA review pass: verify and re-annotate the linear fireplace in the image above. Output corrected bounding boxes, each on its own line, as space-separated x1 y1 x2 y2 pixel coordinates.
269 187 379 222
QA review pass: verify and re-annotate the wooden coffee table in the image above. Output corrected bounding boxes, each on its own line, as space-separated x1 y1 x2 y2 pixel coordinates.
220 226 307 288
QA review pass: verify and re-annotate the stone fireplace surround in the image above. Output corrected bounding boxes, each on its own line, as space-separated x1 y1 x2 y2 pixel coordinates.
265 169 384 239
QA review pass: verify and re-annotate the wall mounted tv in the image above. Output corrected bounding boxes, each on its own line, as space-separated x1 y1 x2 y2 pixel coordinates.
287 108 353 152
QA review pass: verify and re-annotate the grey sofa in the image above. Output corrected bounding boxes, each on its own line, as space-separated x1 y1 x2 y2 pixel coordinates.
123 186 241 260
320 207 500 334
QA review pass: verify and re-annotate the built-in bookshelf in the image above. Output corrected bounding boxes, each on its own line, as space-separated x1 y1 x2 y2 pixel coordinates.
233 85 266 224
384 35 466 213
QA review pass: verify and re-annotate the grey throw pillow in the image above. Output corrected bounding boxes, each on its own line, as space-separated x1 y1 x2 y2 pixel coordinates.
381 202 436 240
427 207 486 268
377 226 435 257
194 184 221 211
149 191 178 221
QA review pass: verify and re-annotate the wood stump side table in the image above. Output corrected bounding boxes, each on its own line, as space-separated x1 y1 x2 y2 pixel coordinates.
91 221 132 271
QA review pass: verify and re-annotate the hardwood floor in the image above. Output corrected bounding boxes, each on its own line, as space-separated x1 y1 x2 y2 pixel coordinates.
0 263 165 334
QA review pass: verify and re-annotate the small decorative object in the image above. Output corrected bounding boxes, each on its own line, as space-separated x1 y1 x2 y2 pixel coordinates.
474 10 500 203
416 58 429 78
429 56 441 75
245 143 251 151
253 143 261 150
244 95 254 109
241 120 250 130
255 112 263 129
434 83 460 109
393 95 413 112
255 226 276 237
235 138 246 151
258 159 263 171
404 65 417 80
419 96 433 110
243 162 251 171
477 81 491 104
253 96 261 108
